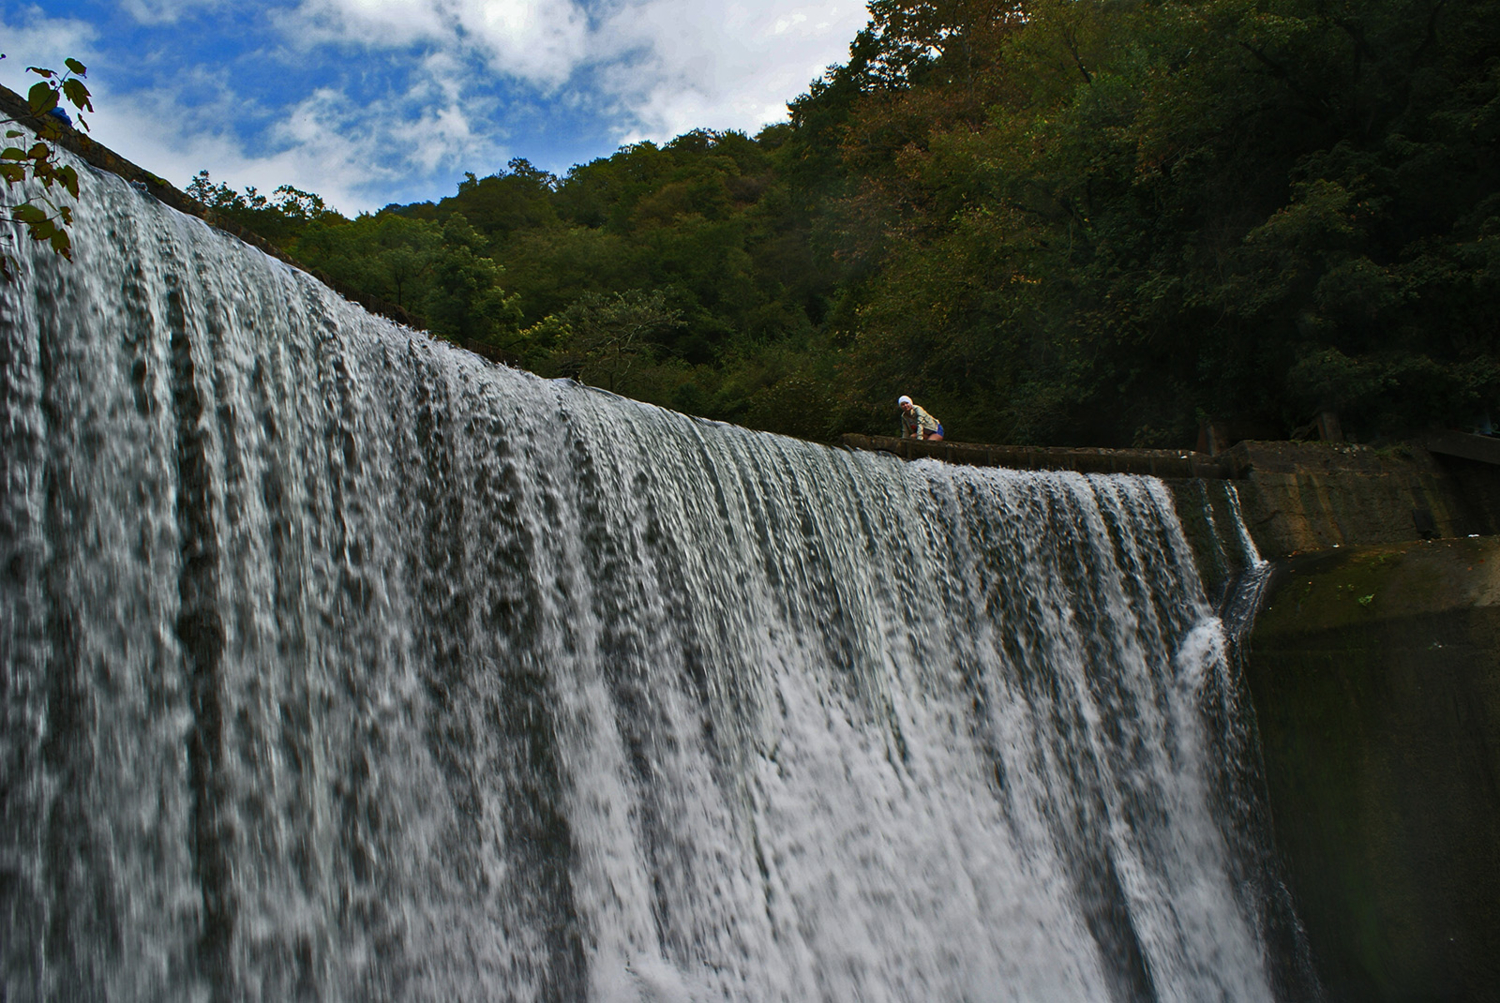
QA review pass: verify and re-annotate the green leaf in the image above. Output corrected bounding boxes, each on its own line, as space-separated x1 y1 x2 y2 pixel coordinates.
64 58 87 76
26 82 58 115
5 130 21 138
62 79 92 113
57 165 79 199
25 66 55 79
49 229 72 258
28 143 50 161
0 164 26 184
0 147 26 161
11 203 47 224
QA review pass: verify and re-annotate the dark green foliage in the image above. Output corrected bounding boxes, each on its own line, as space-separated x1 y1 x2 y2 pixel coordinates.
188 0 1500 445
289 211 521 349
520 289 684 396
1 57 92 276
186 171 339 246
444 160 560 238
828 0 1500 445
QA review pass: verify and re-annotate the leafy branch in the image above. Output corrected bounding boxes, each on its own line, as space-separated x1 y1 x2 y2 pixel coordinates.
0 55 93 279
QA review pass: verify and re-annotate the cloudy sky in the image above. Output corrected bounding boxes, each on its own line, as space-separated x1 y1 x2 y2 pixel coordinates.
1 0 869 212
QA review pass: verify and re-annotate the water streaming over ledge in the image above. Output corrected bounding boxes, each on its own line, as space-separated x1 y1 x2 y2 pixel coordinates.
2 161 1307 1001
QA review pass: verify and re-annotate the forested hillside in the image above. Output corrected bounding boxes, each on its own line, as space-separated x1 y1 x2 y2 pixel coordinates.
190 0 1500 446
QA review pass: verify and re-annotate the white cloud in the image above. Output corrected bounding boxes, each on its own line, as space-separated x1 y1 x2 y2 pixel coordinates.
281 0 450 49
119 0 212 25
590 0 866 141
0 7 99 95
6 0 870 212
289 0 590 86
81 60 505 214
281 0 866 137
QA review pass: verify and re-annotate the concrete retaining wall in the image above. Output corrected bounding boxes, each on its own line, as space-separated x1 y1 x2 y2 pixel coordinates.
1247 539 1500 1002
840 433 1231 479
1224 440 1481 557
843 433 1500 559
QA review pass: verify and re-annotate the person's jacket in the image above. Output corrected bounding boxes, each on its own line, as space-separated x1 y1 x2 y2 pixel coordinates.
901 404 940 437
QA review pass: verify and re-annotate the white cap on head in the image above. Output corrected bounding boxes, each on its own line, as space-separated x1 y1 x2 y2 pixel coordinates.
898 395 912 406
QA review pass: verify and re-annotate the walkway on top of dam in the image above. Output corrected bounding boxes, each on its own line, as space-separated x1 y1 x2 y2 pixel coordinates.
841 433 1236 479
843 432 1500 558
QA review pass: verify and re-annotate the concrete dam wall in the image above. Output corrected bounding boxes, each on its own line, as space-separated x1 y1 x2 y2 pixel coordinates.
1248 538 1500 1002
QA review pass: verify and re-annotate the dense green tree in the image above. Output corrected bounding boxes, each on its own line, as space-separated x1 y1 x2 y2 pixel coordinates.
438 159 560 239
424 213 522 346
289 210 520 349
184 0 1500 445
521 289 684 395
291 212 441 313
186 171 339 246
833 0 1500 444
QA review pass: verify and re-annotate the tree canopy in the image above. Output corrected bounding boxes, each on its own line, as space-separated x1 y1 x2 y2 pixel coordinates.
195 0 1500 446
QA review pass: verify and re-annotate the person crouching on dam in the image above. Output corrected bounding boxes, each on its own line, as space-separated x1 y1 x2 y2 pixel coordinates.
898 395 944 440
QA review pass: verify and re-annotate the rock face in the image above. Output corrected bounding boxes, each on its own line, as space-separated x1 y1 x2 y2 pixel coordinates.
1246 538 1500 1002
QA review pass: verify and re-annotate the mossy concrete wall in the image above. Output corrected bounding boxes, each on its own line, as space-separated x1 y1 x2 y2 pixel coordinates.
1247 538 1500 1002
844 434 1499 560
1225 441 1480 557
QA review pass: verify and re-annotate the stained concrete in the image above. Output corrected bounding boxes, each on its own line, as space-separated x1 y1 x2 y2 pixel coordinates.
1225 440 1481 557
1247 538 1500 1002
843 434 1499 560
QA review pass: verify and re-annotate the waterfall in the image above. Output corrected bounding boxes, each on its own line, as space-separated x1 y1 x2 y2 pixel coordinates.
2 158 1305 1001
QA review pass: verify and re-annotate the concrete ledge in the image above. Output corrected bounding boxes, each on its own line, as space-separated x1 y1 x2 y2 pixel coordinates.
840 433 1232 479
843 432 1484 556
1423 429 1500 466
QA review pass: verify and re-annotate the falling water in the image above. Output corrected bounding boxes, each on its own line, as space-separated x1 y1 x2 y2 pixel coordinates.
2 156 1305 1001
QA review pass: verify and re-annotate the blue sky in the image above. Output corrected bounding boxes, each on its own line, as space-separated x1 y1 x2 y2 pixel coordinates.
1 0 869 212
